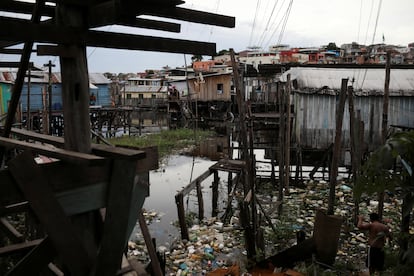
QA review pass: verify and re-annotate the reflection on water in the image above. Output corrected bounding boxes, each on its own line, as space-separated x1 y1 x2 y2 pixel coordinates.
133 154 222 246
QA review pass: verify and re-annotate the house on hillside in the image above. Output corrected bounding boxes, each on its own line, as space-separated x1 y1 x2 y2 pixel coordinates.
281 66 414 163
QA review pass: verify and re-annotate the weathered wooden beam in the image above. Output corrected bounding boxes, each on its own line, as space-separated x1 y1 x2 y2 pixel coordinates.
10 128 148 161
0 202 28 217
94 159 139 276
37 44 78 58
0 166 110 217
179 169 213 196
9 152 92 275
0 238 43 257
137 211 163 276
0 48 36 55
6 238 56 275
1 0 43 144
142 7 235 28
0 61 34 68
0 16 217 55
0 217 24 243
119 18 181 33
0 0 54 17
0 136 106 165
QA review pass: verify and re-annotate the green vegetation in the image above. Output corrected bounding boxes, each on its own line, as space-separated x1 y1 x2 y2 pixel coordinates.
110 128 215 159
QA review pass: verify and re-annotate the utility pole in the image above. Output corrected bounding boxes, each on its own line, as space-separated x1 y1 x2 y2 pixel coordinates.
44 60 55 135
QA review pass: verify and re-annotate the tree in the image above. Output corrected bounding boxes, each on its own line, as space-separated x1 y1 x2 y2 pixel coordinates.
191 55 203 62
326 42 339 51
216 49 230 56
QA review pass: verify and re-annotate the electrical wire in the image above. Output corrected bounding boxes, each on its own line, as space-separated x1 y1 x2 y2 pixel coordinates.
359 0 383 90
263 0 293 50
256 0 281 48
276 0 293 46
248 0 262 47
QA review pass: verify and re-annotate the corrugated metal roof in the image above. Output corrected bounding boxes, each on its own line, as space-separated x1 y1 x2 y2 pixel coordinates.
282 67 414 95
89 73 111 84
0 71 110 85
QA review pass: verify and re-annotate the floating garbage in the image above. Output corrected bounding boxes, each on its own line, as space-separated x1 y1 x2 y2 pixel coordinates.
127 178 400 275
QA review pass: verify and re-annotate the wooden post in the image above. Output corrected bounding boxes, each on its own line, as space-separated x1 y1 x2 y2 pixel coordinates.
212 170 219 217
137 211 163 276
284 75 292 194
378 51 391 220
57 4 91 153
0 1 43 165
44 60 55 135
278 82 285 216
196 181 204 221
175 193 189 240
327 79 348 215
27 66 31 131
348 85 360 224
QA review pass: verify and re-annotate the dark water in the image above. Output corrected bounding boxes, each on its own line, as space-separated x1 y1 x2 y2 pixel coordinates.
131 154 220 246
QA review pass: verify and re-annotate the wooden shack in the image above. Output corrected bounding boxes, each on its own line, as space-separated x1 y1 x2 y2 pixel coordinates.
283 66 414 163
0 0 235 274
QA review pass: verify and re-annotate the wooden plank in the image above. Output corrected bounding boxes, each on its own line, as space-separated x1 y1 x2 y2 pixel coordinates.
0 0 54 17
10 128 148 160
94 159 139 276
175 193 189 240
0 0 44 165
144 7 235 28
0 61 34 68
0 136 105 165
121 146 158 172
0 217 23 243
37 44 79 58
0 238 43 257
10 127 64 147
327 79 348 215
92 144 146 160
179 169 212 196
8 151 92 275
0 162 111 208
137 211 163 276
0 202 28 217
6 237 56 275
0 16 217 55
55 182 108 216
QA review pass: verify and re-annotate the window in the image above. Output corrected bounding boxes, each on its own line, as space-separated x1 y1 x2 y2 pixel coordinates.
217 83 223 94
126 93 131 99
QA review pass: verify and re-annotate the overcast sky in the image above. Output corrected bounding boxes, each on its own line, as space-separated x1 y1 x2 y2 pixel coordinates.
12 0 414 74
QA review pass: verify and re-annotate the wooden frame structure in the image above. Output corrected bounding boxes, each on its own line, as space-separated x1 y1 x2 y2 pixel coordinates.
0 0 234 274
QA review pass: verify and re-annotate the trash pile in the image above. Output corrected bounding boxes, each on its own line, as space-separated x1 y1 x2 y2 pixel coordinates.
129 216 247 275
128 179 401 275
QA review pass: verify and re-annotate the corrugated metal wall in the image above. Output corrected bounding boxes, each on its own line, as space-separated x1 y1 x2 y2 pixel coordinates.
94 85 112 106
0 83 11 115
295 93 414 151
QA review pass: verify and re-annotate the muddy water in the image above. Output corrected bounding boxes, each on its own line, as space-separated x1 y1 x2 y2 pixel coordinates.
132 154 227 246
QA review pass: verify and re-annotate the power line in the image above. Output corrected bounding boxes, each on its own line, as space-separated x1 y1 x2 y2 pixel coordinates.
276 0 293 46
248 0 261 47
262 0 292 49
257 0 281 48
